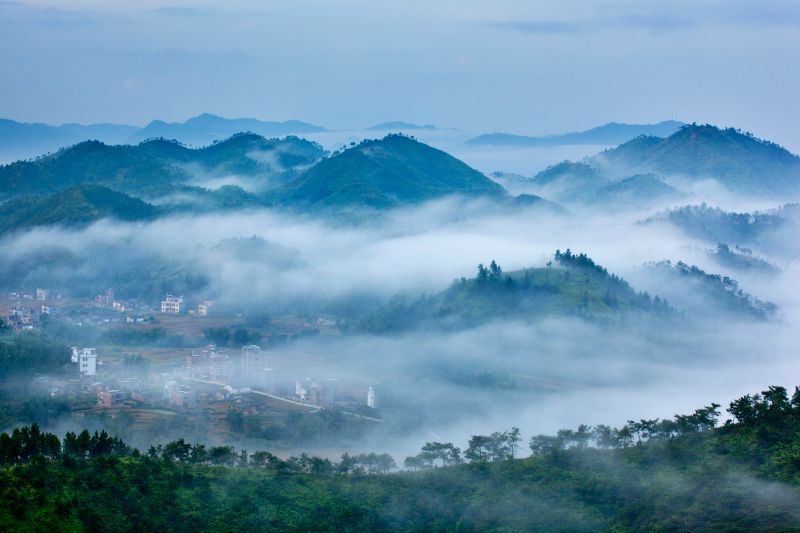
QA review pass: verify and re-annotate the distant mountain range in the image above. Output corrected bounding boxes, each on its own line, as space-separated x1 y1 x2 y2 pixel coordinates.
466 121 684 147
0 114 327 162
366 121 439 131
0 118 137 161
128 113 326 146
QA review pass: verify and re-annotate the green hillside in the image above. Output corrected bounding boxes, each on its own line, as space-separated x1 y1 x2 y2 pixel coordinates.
592 124 800 196
0 184 157 235
0 134 325 199
360 250 671 333
2 384 800 531
270 134 504 209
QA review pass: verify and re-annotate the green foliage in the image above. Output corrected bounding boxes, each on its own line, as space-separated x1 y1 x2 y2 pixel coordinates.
0 333 70 378
595 123 800 196
2 386 800 530
268 134 504 209
648 259 777 320
361 251 672 333
0 134 324 199
0 184 157 235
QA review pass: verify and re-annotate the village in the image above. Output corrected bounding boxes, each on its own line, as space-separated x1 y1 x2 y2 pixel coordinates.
6 287 382 445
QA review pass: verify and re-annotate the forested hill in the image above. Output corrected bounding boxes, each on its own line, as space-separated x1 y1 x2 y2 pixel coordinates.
2 385 800 531
268 134 504 209
591 124 800 196
0 134 325 199
0 184 157 235
360 250 671 333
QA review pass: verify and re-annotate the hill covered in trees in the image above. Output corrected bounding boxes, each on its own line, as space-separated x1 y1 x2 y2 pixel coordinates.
643 203 797 255
0 184 158 235
638 260 778 320
591 124 800 196
0 133 325 200
360 250 671 333
1 384 799 531
267 134 504 209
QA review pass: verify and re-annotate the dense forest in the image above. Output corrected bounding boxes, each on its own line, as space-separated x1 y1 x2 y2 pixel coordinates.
1 385 799 531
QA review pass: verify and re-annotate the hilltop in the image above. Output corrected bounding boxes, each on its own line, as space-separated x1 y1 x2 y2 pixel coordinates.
591 124 800 196
269 134 504 209
360 250 671 333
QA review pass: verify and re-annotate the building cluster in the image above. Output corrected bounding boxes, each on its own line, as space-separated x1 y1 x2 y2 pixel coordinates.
6 304 41 332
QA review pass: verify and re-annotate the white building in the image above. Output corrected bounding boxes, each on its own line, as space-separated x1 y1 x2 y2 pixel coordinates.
35 288 50 301
160 294 183 314
241 344 262 374
197 301 214 317
367 386 377 408
72 347 97 376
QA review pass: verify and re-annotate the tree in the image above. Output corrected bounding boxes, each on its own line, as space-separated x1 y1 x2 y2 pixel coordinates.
508 427 521 458
529 435 558 456
209 445 236 466
162 438 192 463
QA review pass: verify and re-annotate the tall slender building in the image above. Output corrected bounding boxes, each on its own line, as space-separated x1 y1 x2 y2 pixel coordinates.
241 344 262 375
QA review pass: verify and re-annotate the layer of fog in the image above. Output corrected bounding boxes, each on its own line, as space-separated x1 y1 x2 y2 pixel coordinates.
1 192 798 456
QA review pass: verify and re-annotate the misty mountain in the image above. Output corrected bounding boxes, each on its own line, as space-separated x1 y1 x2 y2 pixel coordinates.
0 184 157 236
366 121 439 131
127 113 327 145
0 118 138 162
592 174 684 207
525 162 681 209
268 134 504 209
360 251 671 333
708 243 780 276
591 124 800 196
465 120 684 147
643 203 795 252
638 260 777 320
0 133 325 200
142 184 267 212
527 161 608 203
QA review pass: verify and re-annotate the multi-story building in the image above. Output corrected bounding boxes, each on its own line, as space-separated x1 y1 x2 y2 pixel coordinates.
197 301 214 317
95 289 115 307
97 389 125 408
72 347 97 376
241 344 262 374
35 288 50 301
160 294 183 314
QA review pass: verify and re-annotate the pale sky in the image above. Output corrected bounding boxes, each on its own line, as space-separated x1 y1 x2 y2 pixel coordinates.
1 0 799 148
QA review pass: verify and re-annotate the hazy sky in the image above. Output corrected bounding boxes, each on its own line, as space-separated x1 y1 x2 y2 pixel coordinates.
1 0 799 147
